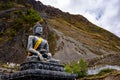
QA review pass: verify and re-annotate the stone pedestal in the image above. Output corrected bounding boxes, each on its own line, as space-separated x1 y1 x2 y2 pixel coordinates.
0 61 77 80
20 61 65 72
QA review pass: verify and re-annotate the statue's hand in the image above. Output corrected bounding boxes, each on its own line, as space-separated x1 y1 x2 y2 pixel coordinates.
28 48 44 61
38 53 44 61
40 49 47 54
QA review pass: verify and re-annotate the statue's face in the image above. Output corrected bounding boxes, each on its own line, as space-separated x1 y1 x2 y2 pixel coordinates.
34 26 43 35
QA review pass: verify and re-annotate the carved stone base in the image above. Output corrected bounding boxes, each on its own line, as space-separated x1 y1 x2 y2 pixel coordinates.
0 61 77 80
20 61 65 72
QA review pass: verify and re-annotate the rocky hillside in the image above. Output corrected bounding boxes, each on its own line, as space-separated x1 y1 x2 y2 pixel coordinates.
0 0 120 65
0 0 44 63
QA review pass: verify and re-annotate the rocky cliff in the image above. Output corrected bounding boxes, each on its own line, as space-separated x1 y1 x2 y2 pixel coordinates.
0 0 120 65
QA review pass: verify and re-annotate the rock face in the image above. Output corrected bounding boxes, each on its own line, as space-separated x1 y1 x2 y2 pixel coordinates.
0 61 77 80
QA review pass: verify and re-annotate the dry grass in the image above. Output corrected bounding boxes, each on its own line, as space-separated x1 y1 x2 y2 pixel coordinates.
78 70 120 80
47 17 120 55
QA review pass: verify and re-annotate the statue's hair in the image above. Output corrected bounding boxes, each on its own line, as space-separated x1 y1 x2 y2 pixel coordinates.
33 23 43 35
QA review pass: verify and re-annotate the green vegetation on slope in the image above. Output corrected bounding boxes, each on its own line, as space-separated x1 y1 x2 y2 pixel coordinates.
0 8 43 42
14 9 43 26
0 1 44 63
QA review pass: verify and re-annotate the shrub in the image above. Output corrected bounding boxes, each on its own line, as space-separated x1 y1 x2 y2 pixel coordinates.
14 9 43 25
23 9 43 24
65 64 72 73
65 58 88 78
13 9 43 31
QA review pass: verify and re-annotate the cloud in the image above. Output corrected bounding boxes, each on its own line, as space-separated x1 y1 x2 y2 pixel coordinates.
37 0 120 37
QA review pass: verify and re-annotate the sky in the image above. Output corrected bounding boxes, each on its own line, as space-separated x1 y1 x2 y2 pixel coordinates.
36 0 120 37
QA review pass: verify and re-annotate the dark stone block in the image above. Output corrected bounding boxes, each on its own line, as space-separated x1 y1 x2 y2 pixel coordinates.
1 61 77 80
19 61 65 72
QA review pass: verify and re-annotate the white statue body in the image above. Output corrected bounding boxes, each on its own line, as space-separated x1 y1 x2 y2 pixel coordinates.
27 23 51 61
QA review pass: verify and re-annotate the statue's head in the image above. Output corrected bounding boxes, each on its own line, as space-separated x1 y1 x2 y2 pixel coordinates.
33 23 43 35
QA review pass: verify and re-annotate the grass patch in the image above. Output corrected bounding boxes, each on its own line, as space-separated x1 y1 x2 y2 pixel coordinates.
79 69 118 80
0 1 17 10
97 68 114 76
4 29 17 37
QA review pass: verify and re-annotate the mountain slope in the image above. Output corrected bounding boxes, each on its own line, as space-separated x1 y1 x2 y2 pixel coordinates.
33 1 120 63
47 17 120 63
0 0 120 65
